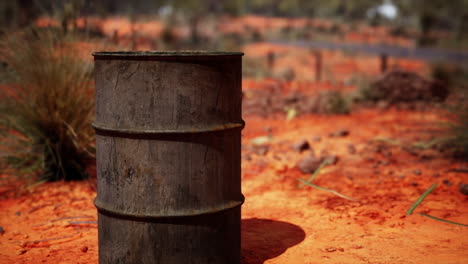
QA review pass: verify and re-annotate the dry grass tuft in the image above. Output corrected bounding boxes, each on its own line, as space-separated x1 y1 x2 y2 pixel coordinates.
0 28 95 182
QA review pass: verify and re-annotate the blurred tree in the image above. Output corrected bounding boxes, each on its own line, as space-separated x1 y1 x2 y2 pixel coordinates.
169 0 209 45
0 0 40 30
246 0 316 17
393 0 468 44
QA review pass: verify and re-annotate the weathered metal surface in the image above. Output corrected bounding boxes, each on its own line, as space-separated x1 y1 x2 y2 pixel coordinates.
93 51 244 264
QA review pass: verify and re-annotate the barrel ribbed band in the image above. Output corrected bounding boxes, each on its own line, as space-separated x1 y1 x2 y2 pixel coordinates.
93 121 245 138
94 196 244 220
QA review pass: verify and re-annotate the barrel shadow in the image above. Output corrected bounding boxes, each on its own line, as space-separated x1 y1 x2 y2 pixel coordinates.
241 218 306 264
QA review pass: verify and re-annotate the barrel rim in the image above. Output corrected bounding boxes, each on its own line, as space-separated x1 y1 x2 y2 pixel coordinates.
92 51 244 57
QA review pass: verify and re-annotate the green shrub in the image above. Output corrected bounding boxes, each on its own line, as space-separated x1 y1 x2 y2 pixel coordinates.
242 56 269 79
0 29 95 182
353 77 378 102
324 91 350 114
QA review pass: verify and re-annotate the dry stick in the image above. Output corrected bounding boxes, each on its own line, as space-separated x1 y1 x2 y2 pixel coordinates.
51 216 94 223
18 231 81 246
28 203 53 214
406 183 437 215
299 160 328 188
32 216 95 227
68 220 97 225
446 168 468 173
298 179 358 201
419 213 468 227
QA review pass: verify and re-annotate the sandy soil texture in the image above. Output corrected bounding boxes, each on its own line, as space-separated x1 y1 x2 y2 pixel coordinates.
1 105 467 264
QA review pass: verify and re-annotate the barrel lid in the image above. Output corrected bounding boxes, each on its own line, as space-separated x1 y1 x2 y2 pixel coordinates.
92 51 244 58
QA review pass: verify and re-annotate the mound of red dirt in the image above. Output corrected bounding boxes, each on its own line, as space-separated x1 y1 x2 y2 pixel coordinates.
368 70 449 103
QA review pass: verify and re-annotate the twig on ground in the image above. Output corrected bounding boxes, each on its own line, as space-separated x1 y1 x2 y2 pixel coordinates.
299 160 328 188
445 168 468 173
51 216 94 222
419 213 468 227
369 137 401 146
298 178 358 201
68 220 97 226
28 203 53 214
32 215 95 227
18 231 81 246
406 183 437 215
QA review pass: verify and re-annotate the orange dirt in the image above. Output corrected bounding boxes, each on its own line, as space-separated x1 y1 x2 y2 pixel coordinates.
1 106 467 264
2 15 465 263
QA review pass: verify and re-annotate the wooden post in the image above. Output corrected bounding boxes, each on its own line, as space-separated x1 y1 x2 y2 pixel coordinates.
267 51 275 73
314 51 322 82
380 53 388 73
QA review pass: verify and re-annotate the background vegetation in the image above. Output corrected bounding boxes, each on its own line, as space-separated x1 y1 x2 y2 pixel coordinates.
0 29 95 182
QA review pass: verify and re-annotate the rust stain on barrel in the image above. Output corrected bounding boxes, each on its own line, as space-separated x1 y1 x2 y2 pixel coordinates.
93 51 244 264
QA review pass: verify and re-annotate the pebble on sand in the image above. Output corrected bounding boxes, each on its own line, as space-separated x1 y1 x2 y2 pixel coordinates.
298 155 323 174
291 139 310 153
16 249 27 255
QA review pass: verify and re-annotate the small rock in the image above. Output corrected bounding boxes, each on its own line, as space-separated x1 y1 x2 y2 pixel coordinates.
324 155 338 165
374 145 383 153
291 139 310 153
459 183 468 195
16 249 27 255
320 149 329 156
433 173 440 178
297 155 323 174
411 182 419 187
325 247 336 252
351 244 363 249
20 241 28 248
264 126 273 134
0 226 4 235
254 145 269 156
244 155 252 161
372 163 379 169
413 169 421 175
377 101 389 109
330 129 349 137
399 174 405 179
403 146 418 156
382 160 390 166
312 136 322 142
443 179 452 187
80 246 88 253
383 151 392 157
15 211 21 216
421 154 432 160
347 144 356 154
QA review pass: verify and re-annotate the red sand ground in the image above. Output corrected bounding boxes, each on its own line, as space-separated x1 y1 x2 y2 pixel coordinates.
1 17 465 263
1 106 467 264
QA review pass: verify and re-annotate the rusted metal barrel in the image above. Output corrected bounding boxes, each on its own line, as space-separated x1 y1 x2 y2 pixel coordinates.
93 51 244 264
